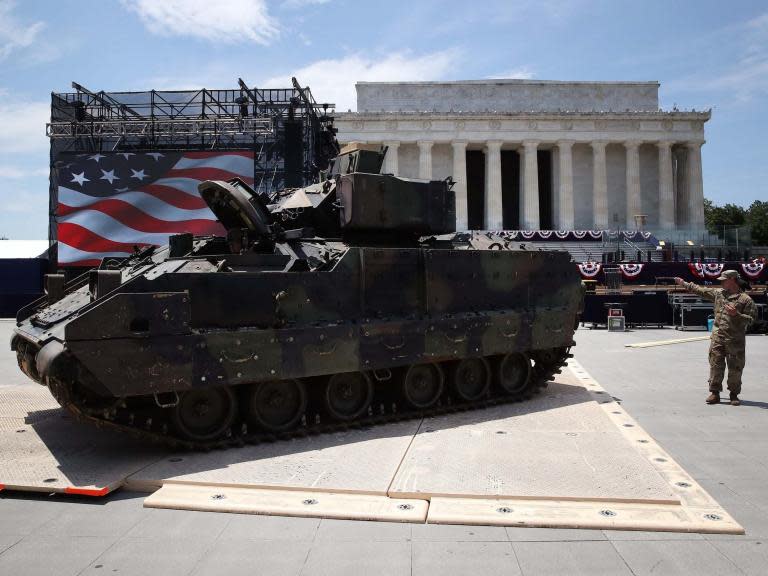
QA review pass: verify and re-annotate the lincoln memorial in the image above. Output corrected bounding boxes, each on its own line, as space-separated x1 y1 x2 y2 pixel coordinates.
335 80 709 233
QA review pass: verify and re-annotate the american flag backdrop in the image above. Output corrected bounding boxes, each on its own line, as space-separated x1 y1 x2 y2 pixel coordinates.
56 151 254 266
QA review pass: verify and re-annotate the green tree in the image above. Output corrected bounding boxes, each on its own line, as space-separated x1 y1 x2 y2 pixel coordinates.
704 198 746 238
704 198 715 234
746 200 768 246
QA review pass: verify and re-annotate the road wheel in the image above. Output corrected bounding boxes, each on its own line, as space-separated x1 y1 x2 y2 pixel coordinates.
249 379 307 432
172 387 238 441
324 372 374 421
496 353 531 395
449 358 491 402
402 363 444 409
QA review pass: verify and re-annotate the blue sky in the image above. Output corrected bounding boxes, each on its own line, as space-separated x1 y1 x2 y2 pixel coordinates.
0 0 766 239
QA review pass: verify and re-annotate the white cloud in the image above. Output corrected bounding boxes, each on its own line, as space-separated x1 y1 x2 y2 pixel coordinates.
282 0 330 7
486 67 535 80
122 0 279 44
702 56 768 99
0 98 49 155
746 11 768 34
263 50 461 111
0 0 45 61
666 12 768 105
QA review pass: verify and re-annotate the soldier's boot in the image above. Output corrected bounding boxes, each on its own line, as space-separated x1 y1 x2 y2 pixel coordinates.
726 353 744 407
707 345 725 406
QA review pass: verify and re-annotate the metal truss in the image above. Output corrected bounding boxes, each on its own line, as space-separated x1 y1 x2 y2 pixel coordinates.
47 78 339 244
47 117 273 139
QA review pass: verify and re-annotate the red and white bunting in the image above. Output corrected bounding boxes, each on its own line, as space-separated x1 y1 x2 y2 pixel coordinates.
573 230 587 239
538 230 553 238
588 230 603 239
703 263 724 278
555 230 570 239
520 230 537 239
578 262 602 278
619 263 644 278
741 261 765 279
688 263 724 279
688 263 705 279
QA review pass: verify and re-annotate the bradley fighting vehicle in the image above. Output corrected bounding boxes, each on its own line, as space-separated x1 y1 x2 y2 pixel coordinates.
13 144 583 448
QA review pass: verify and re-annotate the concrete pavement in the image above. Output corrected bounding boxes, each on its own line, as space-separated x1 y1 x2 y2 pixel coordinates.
1 320 766 575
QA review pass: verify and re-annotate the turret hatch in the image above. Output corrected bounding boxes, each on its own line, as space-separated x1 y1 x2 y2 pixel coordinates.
198 178 271 234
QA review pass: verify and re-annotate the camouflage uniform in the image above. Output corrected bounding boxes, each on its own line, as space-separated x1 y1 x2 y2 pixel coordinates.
682 281 757 394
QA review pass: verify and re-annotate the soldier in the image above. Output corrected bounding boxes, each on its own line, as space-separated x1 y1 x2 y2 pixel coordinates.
674 270 757 405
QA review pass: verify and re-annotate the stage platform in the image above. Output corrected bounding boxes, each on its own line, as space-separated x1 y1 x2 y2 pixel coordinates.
582 286 767 330
0 355 742 533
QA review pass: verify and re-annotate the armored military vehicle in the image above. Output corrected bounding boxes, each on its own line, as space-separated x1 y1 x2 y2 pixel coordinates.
12 144 583 448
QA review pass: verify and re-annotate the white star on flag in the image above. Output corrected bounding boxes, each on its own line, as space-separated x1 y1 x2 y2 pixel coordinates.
70 172 89 186
56 150 255 266
100 169 119 184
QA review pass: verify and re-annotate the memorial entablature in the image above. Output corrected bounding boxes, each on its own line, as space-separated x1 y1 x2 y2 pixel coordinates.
336 80 709 233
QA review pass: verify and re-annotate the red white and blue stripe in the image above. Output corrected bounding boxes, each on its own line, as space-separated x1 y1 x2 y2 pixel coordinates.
56 151 253 266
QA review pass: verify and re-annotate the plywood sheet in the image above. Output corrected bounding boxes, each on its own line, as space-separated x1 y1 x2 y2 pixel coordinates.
128 420 421 495
427 497 743 534
388 371 677 503
625 336 710 348
567 360 729 510
145 483 428 523
0 385 167 496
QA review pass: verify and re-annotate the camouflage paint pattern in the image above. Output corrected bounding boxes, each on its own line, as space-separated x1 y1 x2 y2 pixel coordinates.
12 148 583 421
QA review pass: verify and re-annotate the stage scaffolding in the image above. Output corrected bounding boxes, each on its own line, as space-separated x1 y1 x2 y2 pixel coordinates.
47 78 339 243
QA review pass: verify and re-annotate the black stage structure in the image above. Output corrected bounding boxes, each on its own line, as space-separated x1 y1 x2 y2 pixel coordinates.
46 77 338 263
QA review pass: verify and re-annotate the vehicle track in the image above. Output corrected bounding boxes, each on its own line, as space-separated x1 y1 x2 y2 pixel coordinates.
43 351 570 451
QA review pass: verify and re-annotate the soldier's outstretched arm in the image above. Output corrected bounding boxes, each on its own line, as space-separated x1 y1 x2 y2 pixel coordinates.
674 277 717 301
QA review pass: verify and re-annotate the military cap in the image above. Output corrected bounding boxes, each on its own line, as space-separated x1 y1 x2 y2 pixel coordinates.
717 269 740 280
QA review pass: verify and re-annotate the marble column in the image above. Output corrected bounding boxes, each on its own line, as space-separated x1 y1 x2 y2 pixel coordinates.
625 140 642 228
686 141 705 230
675 147 689 226
452 141 469 231
591 141 608 229
521 140 540 230
557 140 574 230
417 140 433 180
383 140 400 175
484 140 503 230
657 141 675 230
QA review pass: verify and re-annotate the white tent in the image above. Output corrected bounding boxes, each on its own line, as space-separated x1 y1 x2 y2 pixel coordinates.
0 240 49 259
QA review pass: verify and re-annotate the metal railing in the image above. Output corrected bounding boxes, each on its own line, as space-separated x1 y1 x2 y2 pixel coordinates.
47 117 274 138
